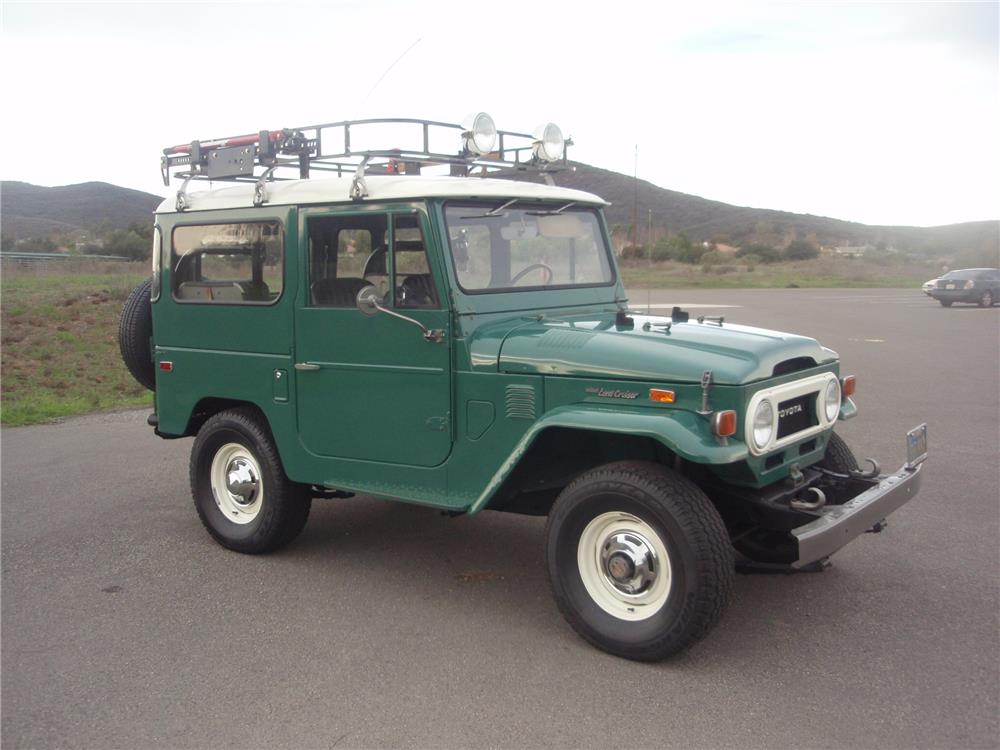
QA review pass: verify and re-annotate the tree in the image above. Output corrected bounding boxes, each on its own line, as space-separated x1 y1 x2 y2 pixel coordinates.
784 239 819 260
104 229 150 261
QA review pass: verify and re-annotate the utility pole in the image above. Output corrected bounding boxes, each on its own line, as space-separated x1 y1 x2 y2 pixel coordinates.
647 208 653 265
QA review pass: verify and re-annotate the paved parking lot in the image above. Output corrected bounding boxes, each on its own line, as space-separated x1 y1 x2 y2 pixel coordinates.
2 288 998 748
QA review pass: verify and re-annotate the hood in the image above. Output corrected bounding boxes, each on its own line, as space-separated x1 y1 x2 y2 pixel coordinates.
489 312 836 385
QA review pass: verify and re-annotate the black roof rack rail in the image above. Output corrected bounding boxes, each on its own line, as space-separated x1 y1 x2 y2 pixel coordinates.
161 117 573 190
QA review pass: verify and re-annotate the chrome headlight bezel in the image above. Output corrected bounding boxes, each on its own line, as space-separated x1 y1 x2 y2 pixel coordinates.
752 399 775 449
822 378 842 423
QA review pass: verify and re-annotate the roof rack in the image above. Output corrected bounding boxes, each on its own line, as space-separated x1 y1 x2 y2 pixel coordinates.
161 116 573 210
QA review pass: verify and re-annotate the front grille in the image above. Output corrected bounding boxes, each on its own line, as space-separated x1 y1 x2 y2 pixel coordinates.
776 393 816 438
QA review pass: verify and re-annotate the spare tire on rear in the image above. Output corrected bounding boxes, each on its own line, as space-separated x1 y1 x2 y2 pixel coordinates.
119 277 156 391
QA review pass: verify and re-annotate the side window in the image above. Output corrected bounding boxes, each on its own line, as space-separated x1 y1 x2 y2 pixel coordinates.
393 215 438 308
308 214 388 307
172 222 282 304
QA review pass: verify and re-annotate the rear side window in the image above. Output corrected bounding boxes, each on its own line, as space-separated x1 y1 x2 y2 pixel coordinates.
172 221 283 304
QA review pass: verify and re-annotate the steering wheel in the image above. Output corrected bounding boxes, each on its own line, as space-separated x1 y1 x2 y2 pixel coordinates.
509 263 554 286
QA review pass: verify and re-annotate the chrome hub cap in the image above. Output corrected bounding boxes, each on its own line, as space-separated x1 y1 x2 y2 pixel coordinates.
601 532 657 595
210 443 264 525
226 458 259 505
577 512 672 621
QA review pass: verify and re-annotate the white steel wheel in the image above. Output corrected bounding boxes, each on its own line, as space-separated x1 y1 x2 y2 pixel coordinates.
209 442 264 525
577 511 673 621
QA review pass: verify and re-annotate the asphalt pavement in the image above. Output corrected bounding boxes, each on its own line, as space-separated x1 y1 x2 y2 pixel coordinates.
2 288 998 749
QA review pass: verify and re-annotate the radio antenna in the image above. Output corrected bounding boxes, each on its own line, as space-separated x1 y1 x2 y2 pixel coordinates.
359 37 423 110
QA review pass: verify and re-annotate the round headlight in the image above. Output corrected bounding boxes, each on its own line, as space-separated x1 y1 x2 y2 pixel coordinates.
823 378 841 422
461 112 497 156
532 122 565 162
752 400 775 449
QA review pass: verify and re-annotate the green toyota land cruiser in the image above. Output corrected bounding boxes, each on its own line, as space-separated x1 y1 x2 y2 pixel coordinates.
120 115 927 661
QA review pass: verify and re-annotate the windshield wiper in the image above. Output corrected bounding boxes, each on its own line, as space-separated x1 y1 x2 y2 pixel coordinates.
461 198 519 219
527 202 575 216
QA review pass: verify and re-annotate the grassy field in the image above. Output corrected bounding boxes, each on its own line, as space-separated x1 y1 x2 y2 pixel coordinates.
1 257 931 427
1 264 152 426
619 256 934 289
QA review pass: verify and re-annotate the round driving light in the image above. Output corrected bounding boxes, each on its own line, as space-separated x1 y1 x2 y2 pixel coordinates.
461 112 497 156
753 400 775 449
823 378 841 422
532 122 565 162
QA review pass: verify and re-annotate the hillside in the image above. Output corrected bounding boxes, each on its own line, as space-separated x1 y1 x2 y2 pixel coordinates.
504 162 1000 260
1 181 162 238
3 171 997 263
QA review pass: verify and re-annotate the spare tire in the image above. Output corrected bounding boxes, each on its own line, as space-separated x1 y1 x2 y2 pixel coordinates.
119 277 156 391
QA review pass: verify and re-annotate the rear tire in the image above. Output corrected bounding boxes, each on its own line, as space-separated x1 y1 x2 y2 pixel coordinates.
118 278 156 391
545 461 734 661
979 290 994 308
190 407 311 554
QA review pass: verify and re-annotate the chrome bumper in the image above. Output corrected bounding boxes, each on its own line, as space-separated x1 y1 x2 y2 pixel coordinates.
792 462 924 568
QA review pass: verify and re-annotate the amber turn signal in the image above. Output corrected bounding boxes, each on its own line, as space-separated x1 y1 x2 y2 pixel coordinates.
841 375 856 397
649 389 676 404
711 410 738 437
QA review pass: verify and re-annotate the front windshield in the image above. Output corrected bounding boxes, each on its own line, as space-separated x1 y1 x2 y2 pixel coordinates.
444 202 614 293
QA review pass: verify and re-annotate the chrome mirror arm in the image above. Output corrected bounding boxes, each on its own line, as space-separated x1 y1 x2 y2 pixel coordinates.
356 287 445 342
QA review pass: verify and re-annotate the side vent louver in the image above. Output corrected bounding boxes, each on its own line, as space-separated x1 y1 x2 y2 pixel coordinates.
505 385 537 420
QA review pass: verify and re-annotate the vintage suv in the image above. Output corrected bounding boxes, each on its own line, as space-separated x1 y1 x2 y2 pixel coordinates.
120 115 927 660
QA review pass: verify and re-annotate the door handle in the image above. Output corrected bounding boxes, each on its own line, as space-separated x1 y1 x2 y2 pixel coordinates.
294 363 320 371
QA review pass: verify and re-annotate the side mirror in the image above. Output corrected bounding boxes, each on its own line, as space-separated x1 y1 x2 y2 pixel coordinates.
356 285 381 317
354 283 445 343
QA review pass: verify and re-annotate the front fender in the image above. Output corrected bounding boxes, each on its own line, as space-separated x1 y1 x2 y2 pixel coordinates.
467 405 748 513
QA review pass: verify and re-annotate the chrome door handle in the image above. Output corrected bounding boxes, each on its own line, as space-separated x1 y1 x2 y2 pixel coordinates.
294 363 320 371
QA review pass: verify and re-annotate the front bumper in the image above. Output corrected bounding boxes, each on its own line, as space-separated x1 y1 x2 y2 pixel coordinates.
792 461 923 568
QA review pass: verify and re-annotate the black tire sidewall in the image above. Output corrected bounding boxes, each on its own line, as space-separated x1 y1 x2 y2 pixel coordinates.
118 278 156 391
191 414 292 552
547 481 698 650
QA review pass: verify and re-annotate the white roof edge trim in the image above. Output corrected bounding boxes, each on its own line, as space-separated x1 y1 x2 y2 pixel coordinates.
155 175 608 214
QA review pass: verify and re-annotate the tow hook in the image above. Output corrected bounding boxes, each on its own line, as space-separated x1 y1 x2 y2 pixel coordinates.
851 458 881 479
790 487 826 511
866 518 889 534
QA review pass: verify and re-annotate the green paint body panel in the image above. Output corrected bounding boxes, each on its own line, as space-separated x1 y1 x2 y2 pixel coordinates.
149 194 852 514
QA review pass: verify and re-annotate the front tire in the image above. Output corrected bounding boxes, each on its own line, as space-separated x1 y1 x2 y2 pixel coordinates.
190 408 311 554
818 430 860 474
939 299 953 307
979 290 994 308
545 461 734 661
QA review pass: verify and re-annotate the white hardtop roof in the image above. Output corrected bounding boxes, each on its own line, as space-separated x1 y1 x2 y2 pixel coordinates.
155 174 607 214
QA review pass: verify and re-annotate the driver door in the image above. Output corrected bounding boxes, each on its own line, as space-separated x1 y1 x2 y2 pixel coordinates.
293 206 452 467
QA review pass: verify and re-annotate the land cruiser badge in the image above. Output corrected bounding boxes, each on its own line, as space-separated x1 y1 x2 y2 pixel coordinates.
586 386 640 400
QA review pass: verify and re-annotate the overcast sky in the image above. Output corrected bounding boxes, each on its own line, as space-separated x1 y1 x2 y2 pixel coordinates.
2 0 997 227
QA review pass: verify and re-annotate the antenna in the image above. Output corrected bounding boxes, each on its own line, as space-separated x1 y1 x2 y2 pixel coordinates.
359 37 423 111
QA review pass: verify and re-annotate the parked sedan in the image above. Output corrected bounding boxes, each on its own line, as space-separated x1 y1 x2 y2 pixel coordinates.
928 268 1000 307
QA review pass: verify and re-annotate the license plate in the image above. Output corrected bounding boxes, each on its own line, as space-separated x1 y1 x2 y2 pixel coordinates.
946 283 956 289
906 423 928 468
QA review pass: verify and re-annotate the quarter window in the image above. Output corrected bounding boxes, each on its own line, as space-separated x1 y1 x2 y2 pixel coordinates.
172 222 283 304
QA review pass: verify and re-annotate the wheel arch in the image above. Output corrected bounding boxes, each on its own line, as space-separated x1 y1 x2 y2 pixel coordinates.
472 406 749 515
183 397 269 438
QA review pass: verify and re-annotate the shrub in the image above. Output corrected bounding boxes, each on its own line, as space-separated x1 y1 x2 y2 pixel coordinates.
784 239 819 260
736 243 780 263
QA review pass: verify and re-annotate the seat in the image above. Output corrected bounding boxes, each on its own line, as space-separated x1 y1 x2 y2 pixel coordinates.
238 280 271 301
311 277 371 307
397 274 435 307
